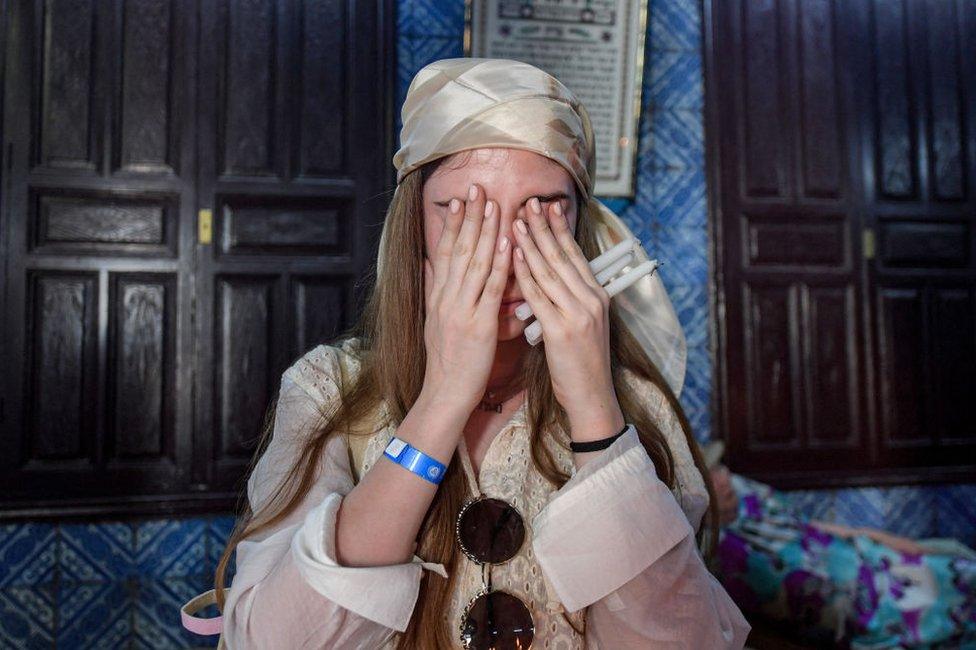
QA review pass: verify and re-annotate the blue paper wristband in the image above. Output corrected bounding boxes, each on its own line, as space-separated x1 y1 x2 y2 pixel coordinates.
382 437 447 485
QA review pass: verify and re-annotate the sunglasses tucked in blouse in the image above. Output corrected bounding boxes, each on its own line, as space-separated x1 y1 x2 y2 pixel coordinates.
217 338 750 649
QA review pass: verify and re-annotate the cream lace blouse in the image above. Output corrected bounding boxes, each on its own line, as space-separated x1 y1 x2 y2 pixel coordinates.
219 339 749 649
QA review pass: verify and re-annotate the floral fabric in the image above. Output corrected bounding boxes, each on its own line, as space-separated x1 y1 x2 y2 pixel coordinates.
716 475 976 648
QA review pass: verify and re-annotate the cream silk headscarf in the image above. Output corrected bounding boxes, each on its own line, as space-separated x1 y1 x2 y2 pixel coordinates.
382 57 687 395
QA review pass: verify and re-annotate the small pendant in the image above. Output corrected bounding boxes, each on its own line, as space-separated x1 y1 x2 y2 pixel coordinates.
477 385 522 413
477 400 503 413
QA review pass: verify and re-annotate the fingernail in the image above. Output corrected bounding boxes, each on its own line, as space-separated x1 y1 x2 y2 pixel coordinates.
515 219 528 235
515 247 525 261
530 197 541 214
553 202 563 216
498 236 509 252
449 198 460 214
468 184 477 201
485 200 494 218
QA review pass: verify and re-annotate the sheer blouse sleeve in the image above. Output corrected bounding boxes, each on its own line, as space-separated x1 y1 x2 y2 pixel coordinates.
531 370 750 648
220 344 445 649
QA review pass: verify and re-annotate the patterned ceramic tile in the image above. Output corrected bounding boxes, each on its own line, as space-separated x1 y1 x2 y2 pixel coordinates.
135 519 207 580
654 226 708 289
682 369 712 443
595 196 633 216
881 486 937 539
396 35 464 128
650 0 702 52
650 108 704 169
56 581 131 649
652 167 708 230
833 487 886 529
635 107 657 177
669 282 709 348
0 523 56 587
0 586 54 649
134 577 218 649
617 203 655 244
397 0 465 38
625 178 657 228
209 516 237 576
935 485 976 546
397 35 463 80
648 49 704 110
681 343 712 414
785 489 836 522
60 523 135 583
685 406 712 443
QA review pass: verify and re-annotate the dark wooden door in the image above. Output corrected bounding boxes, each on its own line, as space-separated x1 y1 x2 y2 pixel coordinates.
0 0 393 517
0 0 199 513
855 0 976 476
194 0 391 494
707 0 976 487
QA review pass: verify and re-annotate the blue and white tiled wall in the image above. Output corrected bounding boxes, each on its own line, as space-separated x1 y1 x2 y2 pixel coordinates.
2 1 974 647
0 517 232 647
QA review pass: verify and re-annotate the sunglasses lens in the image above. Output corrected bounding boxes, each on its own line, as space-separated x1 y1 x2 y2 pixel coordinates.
461 591 535 650
458 497 526 564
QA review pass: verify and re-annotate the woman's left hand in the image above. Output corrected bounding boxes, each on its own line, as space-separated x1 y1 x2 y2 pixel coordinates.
511 197 625 439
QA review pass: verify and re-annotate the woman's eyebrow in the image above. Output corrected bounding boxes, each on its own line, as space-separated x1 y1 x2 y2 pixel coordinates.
432 191 571 207
527 191 571 204
432 197 461 207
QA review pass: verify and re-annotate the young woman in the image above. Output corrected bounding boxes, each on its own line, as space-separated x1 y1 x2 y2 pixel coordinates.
197 58 749 649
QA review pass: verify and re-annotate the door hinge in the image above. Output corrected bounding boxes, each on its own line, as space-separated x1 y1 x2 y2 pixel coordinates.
862 227 875 260
198 209 213 245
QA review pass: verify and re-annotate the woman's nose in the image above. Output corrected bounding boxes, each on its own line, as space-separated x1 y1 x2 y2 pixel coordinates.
496 203 520 248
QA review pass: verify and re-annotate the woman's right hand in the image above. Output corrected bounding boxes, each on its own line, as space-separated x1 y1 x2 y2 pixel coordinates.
421 183 512 413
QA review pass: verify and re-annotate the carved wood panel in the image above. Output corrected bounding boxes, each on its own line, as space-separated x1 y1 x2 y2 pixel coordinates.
109 274 176 463
862 0 976 476
707 0 976 486
195 0 388 494
0 0 195 512
0 0 392 517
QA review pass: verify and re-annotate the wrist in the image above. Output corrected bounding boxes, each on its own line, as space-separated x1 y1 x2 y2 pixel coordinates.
567 403 626 444
568 412 627 470
414 386 472 430
397 389 469 462
383 437 448 484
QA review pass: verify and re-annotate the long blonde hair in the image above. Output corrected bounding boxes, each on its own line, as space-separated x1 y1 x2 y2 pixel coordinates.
214 156 718 648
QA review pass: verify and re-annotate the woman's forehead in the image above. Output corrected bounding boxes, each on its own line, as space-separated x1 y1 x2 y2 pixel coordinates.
427 147 572 190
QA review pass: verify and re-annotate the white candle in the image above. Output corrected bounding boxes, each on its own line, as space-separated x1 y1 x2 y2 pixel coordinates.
515 238 639 322
590 238 637 275
603 260 659 298
522 259 661 346
594 250 636 286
